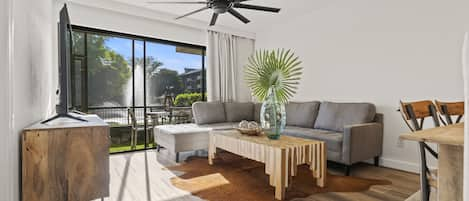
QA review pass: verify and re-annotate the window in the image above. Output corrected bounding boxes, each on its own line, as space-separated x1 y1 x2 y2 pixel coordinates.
146 42 204 106
87 34 133 108
70 26 206 153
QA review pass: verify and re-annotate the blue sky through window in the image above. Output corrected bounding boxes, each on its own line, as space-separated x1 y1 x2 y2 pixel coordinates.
105 38 202 74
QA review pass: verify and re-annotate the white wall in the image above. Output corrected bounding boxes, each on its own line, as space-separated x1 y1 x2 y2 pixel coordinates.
68 0 256 45
67 1 258 102
463 32 469 201
0 0 13 200
256 0 469 172
0 0 58 200
68 2 207 46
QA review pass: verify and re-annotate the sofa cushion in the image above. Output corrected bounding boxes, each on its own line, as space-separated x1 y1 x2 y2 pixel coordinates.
254 103 262 123
285 101 321 128
197 122 240 130
224 102 254 122
192 102 226 124
314 102 376 132
283 126 343 152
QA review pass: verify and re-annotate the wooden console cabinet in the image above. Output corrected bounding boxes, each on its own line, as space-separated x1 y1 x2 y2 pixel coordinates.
22 114 110 201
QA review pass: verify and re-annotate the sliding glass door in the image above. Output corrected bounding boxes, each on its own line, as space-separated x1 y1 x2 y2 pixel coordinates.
70 26 206 153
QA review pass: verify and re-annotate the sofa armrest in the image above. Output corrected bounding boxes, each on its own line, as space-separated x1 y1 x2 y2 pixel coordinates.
342 123 383 165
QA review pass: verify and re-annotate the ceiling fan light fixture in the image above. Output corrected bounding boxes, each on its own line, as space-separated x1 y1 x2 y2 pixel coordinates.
146 0 280 26
211 1 232 14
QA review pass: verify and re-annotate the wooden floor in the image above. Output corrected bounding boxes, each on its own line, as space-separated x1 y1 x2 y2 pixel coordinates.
95 150 420 201
293 164 420 201
93 150 203 201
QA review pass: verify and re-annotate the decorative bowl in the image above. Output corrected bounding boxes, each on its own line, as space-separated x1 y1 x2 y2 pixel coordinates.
237 127 263 136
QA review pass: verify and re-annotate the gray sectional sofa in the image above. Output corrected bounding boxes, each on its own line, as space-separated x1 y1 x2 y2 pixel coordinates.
192 101 383 175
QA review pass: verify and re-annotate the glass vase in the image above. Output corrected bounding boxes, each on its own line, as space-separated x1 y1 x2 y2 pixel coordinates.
260 87 286 140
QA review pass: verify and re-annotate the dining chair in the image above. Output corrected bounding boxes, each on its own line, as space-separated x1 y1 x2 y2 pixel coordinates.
128 108 152 150
434 100 464 125
399 100 440 201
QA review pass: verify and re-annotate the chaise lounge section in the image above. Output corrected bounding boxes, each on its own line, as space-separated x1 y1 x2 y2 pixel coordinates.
191 101 383 175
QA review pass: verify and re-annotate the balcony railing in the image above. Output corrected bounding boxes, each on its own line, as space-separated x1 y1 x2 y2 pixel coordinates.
87 106 167 126
82 105 193 153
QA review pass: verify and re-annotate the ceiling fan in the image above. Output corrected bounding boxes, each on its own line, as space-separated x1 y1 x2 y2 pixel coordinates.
146 0 281 26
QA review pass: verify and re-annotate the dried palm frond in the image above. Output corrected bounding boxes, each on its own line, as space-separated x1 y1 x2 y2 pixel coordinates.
244 49 302 103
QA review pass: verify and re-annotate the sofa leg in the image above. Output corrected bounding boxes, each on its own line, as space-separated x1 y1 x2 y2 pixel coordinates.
374 156 380 167
345 165 352 176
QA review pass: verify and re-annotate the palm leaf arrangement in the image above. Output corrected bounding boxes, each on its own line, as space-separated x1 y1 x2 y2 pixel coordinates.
245 49 303 103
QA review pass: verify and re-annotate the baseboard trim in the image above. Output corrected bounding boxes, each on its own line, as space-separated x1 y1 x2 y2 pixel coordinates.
362 157 437 174
373 157 437 174
379 158 420 173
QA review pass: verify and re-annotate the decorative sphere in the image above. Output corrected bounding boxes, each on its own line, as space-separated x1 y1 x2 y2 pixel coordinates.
248 121 259 129
239 120 249 129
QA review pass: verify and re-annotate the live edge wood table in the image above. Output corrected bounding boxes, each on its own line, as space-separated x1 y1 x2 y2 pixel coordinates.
400 123 464 201
208 130 327 200
22 114 110 201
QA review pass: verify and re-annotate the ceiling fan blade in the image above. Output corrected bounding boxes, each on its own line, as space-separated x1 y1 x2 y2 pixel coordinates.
147 1 207 4
233 3 281 12
209 13 219 26
228 8 250 24
175 7 209 19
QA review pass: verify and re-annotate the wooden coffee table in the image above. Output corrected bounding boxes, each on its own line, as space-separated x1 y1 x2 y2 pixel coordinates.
208 130 327 200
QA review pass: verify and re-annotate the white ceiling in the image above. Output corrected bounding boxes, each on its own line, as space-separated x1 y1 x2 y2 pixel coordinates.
110 0 323 32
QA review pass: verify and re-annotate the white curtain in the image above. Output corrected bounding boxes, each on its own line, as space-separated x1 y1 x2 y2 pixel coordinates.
207 30 255 102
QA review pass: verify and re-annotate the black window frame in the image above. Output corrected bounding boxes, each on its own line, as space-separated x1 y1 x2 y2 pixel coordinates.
71 25 207 102
70 25 207 154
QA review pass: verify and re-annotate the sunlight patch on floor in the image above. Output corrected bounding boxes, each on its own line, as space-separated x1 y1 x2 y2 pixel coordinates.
93 150 203 201
171 173 230 193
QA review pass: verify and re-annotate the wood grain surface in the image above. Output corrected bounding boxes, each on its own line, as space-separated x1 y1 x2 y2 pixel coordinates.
400 123 464 201
22 115 110 201
400 123 463 146
435 101 465 116
400 100 435 119
208 130 326 200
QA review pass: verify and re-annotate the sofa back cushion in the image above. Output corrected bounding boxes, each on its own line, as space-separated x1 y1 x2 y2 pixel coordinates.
314 102 376 132
192 102 226 124
285 101 321 128
224 102 254 122
254 103 262 123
